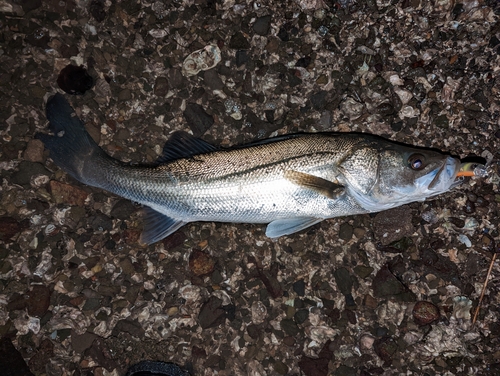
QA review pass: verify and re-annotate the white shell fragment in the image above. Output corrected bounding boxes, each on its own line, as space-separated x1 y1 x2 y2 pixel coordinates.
182 45 221 77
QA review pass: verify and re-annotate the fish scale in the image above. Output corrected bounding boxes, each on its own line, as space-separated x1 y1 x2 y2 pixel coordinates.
37 94 463 244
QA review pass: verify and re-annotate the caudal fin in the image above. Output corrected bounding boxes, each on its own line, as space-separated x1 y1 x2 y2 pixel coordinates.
36 94 113 186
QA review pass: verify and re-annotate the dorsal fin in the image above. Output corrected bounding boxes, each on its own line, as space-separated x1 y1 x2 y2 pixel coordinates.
157 131 218 164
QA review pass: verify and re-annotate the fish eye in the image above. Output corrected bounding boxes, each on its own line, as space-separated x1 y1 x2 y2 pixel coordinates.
408 153 425 170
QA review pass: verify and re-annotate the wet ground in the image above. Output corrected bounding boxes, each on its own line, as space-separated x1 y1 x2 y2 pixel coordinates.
1 0 500 375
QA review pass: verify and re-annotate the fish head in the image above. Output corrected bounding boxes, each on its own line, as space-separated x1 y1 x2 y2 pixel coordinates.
339 142 461 212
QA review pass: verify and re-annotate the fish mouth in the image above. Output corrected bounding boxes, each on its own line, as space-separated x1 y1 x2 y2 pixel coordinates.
427 156 461 191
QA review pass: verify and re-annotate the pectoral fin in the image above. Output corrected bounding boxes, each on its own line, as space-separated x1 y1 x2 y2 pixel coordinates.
266 217 323 238
284 170 344 199
140 207 186 245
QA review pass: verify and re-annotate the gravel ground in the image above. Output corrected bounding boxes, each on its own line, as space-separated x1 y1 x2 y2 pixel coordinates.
1 0 500 375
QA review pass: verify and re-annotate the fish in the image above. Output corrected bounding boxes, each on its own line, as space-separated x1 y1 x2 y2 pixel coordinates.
37 94 469 244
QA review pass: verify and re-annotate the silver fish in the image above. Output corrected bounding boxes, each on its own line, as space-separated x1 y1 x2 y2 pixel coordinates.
37 94 463 244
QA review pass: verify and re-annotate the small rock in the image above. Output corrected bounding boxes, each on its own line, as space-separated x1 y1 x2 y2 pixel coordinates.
168 68 184 89
374 337 398 366
412 301 440 325
27 285 51 317
198 296 225 329
280 318 299 337
373 206 414 245
23 139 45 163
372 265 414 301
229 32 250 49
334 267 352 295
49 180 88 206
292 279 306 296
204 69 224 90
112 319 145 338
0 217 29 241
298 340 332 376
235 50 249 67
71 330 97 353
189 249 215 276
89 0 106 22
11 161 50 186
310 90 328 110
183 103 214 136
118 88 132 101
110 199 137 218
0 337 35 376
253 15 272 36
294 309 309 324
57 65 94 95
154 76 169 97
338 222 353 240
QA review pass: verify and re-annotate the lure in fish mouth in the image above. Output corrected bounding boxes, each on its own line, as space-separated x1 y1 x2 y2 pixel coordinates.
36 94 481 244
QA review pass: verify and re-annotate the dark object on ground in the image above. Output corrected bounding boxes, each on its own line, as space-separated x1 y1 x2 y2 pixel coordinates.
57 64 94 95
0 337 35 376
126 361 190 376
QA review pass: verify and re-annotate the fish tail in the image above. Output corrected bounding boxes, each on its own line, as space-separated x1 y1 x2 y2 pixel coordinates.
36 93 115 187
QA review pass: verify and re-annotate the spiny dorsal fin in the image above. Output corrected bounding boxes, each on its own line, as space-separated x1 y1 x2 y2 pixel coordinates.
284 170 344 199
157 131 218 164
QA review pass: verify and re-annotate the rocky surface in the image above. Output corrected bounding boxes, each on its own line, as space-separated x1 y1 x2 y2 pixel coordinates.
0 0 499 375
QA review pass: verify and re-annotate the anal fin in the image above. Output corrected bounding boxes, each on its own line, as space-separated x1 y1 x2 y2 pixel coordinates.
284 170 344 199
266 217 323 238
140 207 186 245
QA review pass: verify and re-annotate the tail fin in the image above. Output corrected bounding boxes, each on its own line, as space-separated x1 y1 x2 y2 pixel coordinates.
36 94 114 186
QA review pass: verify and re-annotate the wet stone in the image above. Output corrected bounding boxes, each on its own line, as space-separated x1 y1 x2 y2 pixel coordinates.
27 285 51 317
298 340 332 376
183 103 214 137
334 267 352 295
253 15 272 36
274 360 288 375
0 217 29 241
374 337 398 366
23 139 44 163
28 338 54 374
372 265 415 301
204 69 224 90
112 319 145 338
189 249 215 276
373 206 414 245
12 161 50 186
198 296 225 329
90 213 113 231
235 50 249 67
168 68 184 89
0 337 35 376
154 76 169 97
354 265 373 279
110 199 137 219
49 180 88 206
229 31 251 49
71 330 98 353
413 301 440 325
294 309 309 324
292 279 306 296
280 318 299 337
89 0 106 22
57 64 94 95
118 88 132 101
310 90 328 110
338 222 353 240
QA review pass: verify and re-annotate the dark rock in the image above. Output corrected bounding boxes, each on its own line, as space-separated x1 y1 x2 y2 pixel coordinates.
229 32 250 49
118 88 132 101
374 337 398 366
27 285 51 316
280 318 299 337
298 340 332 376
110 199 137 218
253 15 272 36
49 180 88 206
292 279 306 296
199 296 226 329
113 319 145 338
334 267 352 295
85 337 119 371
162 231 186 250
28 338 54 373
91 212 113 231
338 222 353 240
372 265 415 301
183 103 214 136
235 50 249 67
11 161 50 186
295 56 311 68
247 324 260 339
57 65 94 95
310 90 328 110
413 301 440 325
294 309 309 324
415 248 462 288
168 68 184 89
373 206 414 245
0 337 35 376
204 69 224 90
154 76 169 97
89 0 106 22
21 0 42 12
0 217 29 241
334 365 357 376
23 139 45 163
354 265 374 279
189 249 215 276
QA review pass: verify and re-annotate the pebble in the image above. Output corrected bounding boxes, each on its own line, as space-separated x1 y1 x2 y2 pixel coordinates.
229 32 251 49
49 180 88 206
189 249 215 276
204 69 224 90
292 279 306 296
23 139 45 163
253 15 272 36
154 76 168 97
183 103 214 136
412 301 440 325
